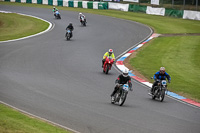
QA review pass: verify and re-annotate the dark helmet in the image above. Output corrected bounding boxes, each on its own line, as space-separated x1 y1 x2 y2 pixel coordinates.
69 23 73 26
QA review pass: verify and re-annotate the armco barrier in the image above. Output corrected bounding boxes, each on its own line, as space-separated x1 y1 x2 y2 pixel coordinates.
165 8 183 18
146 6 165 16
108 2 129 12
128 4 147 13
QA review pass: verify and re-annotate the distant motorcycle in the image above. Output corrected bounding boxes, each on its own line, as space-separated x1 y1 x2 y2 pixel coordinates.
80 16 86 26
65 28 72 40
103 56 114 74
111 84 130 106
54 11 61 19
149 79 167 102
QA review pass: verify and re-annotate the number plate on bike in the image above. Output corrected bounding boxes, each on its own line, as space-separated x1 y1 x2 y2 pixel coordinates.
162 80 167 85
123 84 129 91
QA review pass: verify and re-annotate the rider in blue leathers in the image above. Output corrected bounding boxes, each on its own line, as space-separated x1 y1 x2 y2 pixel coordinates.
150 67 171 94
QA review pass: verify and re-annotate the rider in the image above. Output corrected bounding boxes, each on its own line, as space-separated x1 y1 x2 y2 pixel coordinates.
111 69 132 101
53 7 58 16
149 67 171 95
66 23 74 38
78 12 86 23
102 49 115 68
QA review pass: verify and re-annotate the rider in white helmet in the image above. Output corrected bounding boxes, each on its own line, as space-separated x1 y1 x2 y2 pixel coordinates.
78 12 86 23
53 7 58 16
111 69 133 101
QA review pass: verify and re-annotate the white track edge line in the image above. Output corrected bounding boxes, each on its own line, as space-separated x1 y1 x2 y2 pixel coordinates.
0 101 81 133
0 11 53 43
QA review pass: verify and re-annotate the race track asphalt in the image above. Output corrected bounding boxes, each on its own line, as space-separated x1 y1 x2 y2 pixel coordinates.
0 5 200 133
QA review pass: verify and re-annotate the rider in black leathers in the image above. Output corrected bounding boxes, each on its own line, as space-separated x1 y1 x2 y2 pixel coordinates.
111 69 132 100
66 23 74 38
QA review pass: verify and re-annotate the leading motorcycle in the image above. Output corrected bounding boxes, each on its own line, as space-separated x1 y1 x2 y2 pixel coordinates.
111 84 130 106
54 11 61 19
149 79 167 102
103 56 114 74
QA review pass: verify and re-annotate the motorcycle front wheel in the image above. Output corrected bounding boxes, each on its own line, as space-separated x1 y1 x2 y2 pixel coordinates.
159 89 165 102
119 92 127 106
105 64 110 74
66 34 70 40
152 87 158 100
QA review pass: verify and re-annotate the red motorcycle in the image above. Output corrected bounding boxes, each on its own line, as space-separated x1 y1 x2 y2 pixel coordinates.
103 56 114 74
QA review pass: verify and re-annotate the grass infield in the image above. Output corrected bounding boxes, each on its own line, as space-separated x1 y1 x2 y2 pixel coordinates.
130 36 200 102
0 103 71 133
0 12 49 41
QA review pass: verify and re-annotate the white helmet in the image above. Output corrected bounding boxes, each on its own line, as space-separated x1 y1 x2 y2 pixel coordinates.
79 12 82 15
123 69 129 77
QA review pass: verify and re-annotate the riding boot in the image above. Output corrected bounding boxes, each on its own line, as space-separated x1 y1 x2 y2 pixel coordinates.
111 87 118 97
102 60 105 68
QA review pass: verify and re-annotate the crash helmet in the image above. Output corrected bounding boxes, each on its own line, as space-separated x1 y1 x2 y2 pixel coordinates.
160 67 165 74
108 49 113 55
122 69 129 77
69 22 73 26
79 12 82 15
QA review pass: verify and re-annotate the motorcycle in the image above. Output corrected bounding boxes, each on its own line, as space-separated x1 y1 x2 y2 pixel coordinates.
54 11 61 19
103 56 114 74
80 16 86 26
111 84 129 106
65 29 72 40
149 79 167 102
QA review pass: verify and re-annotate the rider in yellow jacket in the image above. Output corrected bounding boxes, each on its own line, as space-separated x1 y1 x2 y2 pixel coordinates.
102 49 115 67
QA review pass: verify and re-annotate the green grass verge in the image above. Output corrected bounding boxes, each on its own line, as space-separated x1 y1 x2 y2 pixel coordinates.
1 1 200 34
0 12 49 41
0 104 71 133
130 36 200 102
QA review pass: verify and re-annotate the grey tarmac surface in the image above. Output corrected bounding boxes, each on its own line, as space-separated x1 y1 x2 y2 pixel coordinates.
0 5 200 133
